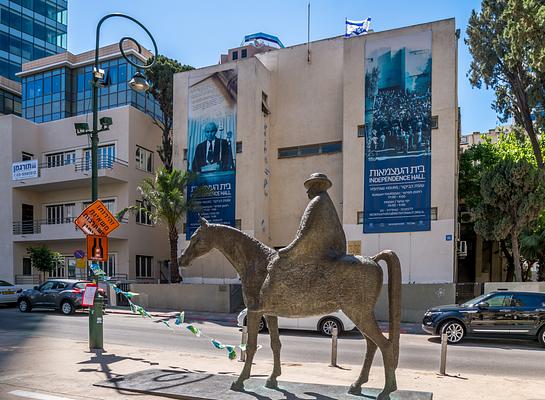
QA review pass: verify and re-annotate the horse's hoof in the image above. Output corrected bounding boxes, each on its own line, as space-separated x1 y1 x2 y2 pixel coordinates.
348 384 362 395
376 391 392 400
265 377 278 389
230 381 244 391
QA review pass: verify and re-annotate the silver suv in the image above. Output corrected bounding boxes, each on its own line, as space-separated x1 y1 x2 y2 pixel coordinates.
17 279 107 315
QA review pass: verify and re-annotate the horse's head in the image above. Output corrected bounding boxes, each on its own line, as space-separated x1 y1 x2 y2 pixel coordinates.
179 217 214 267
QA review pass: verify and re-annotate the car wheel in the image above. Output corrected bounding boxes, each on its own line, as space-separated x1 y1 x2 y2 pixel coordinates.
538 326 545 348
60 301 75 315
18 298 31 313
441 320 465 344
320 318 342 336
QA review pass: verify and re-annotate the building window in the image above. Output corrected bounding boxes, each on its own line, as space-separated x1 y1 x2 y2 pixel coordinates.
236 141 242 153
136 200 153 225
46 150 76 168
83 199 116 215
136 255 153 278
357 125 365 137
232 50 238 60
431 207 438 221
357 212 364 225
241 49 247 58
46 203 75 224
278 141 342 159
431 116 439 129
22 152 34 161
135 145 153 172
183 149 188 161
96 255 116 278
84 144 116 169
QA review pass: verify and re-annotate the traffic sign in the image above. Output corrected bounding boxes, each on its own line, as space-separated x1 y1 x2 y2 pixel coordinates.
76 258 87 268
75 200 120 236
74 249 85 259
87 235 108 262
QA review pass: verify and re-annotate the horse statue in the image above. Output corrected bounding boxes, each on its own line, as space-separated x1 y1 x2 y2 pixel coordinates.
179 173 401 400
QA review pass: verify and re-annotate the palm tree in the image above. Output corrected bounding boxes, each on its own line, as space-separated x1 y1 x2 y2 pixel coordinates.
118 168 207 282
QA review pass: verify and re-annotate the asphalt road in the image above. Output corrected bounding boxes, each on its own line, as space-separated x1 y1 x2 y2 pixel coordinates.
0 306 544 379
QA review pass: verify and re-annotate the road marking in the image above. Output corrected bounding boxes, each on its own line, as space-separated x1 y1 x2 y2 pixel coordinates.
8 390 76 400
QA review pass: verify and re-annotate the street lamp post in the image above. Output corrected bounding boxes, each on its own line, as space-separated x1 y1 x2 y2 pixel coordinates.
76 13 158 351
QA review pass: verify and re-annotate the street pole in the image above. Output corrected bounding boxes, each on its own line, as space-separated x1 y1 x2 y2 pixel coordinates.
85 13 158 352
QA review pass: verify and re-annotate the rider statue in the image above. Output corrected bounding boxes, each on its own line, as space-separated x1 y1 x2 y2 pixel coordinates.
279 173 346 261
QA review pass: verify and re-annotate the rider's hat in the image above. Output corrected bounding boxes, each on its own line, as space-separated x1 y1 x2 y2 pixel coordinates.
304 173 332 192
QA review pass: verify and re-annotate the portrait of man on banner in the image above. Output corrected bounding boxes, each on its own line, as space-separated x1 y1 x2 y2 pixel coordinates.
186 68 238 238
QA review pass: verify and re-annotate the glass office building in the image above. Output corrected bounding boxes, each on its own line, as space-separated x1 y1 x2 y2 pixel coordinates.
0 0 68 82
0 0 67 117
22 53 162 123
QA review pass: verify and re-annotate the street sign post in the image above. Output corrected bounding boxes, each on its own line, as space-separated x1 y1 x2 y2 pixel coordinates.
74 199 120 351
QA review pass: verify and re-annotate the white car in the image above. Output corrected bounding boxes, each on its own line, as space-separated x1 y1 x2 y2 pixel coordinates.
0 280 24 305
237 308 355 336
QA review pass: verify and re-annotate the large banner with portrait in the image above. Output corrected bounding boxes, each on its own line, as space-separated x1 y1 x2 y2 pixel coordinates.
186 68 237 239
363 31 432 233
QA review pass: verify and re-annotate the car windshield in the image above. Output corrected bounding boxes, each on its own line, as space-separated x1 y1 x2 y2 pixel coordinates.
0 280 13 286
461 293 491 307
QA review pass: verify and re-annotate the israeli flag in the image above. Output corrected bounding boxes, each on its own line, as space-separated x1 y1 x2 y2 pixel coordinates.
345 17 371 37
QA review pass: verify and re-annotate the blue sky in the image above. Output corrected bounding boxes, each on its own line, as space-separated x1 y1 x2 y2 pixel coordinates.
68 0 499 134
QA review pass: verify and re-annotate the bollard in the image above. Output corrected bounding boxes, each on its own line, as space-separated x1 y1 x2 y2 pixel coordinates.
439 332 448 375
330 327 338 367
89 293 104 351
239 325 248 362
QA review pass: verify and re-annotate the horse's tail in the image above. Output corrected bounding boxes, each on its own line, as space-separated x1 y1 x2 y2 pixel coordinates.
372 250 401 367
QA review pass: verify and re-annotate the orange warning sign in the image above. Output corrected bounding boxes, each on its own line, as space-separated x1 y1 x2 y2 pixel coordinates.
87 235 108 262
75 200 120 237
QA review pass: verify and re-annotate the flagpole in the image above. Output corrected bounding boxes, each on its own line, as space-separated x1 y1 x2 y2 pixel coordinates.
307 2 311 63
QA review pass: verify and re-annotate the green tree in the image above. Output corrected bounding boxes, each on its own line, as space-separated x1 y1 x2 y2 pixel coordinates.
520 211 545 281
466 0 545 169
145 55 193 171
27 246 63 278
459 130 545 281
474 159 545 281
118 168 207 282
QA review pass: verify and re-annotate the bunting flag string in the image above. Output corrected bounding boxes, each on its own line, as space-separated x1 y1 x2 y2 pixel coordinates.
90 261 257 359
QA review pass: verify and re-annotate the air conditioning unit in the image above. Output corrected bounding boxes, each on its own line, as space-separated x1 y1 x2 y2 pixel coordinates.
458 240 467 258
460 211 474 223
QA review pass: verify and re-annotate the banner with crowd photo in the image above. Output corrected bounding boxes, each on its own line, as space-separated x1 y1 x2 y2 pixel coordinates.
363 31 432 233
186 68 237 239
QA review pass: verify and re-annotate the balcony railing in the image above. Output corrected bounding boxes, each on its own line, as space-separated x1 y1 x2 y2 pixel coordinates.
13 217 128 235
39 156 129 172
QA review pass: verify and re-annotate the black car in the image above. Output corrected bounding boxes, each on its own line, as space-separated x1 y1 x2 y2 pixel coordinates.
422 291 545 347
17 279 107 315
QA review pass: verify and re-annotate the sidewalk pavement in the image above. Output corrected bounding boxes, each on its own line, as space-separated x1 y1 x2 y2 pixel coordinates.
105 307 426 335
0 334 542 400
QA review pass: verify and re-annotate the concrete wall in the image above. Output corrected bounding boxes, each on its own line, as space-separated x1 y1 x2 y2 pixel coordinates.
484 282 545 294
375 283 456 323
130 283 238 313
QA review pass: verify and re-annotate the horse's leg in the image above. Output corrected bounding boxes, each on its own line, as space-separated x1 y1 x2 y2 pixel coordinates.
264 315 281 388
347 310 397 400
231 310 261 391
347 334 378 395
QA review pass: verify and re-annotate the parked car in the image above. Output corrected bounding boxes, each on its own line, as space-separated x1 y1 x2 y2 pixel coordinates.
237 308 355 336
422 291 545 347
0 280 24 305
17 279 107 315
